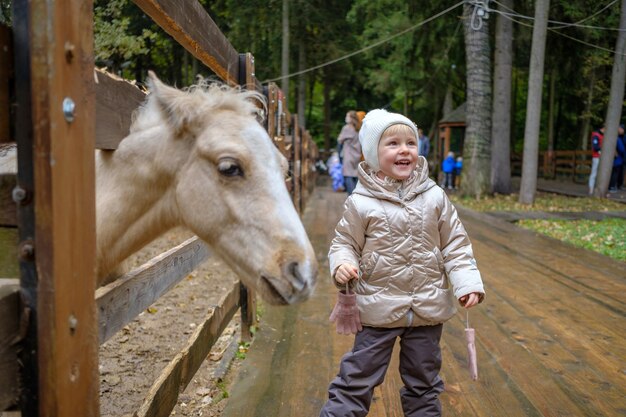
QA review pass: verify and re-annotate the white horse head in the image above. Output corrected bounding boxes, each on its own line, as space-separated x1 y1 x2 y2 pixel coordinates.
96 72 317 305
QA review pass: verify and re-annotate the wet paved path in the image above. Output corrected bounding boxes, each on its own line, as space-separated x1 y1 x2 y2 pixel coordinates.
222 185 626 417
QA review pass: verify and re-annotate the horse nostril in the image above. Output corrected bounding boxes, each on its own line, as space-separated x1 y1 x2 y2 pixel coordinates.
287 261 307 290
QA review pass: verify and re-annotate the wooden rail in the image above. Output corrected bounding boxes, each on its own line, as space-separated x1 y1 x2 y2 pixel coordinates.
136 282 240 417
511 150 593 182
550 150 592 181
133 0 240 86
96 237 210 343
94 71 146 150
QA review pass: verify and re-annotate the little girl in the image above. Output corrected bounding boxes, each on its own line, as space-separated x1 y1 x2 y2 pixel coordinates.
320 109 485 417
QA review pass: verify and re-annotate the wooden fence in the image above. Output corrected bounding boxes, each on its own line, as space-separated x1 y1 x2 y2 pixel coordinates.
511 149 593 182
0 1 317 416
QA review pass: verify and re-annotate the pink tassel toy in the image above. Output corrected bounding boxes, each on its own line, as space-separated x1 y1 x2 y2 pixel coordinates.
329 283 363 335
465 311 478 381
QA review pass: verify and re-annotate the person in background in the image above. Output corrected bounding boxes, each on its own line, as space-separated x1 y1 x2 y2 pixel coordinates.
442 151 455 190
588 126 604 195
418 128 430 158
338 111 362 195
327 150 344 192
609 124 624 193
357 111 367 131
454 156 463 189
320 109 485 417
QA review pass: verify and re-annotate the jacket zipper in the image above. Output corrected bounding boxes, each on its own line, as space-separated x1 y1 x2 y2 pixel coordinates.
406 309 414 326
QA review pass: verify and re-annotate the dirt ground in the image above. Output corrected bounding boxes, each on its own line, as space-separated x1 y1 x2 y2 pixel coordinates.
99 228 244 417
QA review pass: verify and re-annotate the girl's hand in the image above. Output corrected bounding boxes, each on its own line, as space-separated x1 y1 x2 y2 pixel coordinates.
459 292 481 309
335 263 359 285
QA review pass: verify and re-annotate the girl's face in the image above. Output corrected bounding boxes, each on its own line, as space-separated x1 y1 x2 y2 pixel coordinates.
345 113 352 124
376 126 418 180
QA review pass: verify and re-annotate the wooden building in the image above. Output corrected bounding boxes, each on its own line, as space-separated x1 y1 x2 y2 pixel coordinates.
437 102 466 166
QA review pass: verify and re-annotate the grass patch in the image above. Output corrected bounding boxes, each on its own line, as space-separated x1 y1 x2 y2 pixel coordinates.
450 192 624 212
517 218 626 262
451 192 625 262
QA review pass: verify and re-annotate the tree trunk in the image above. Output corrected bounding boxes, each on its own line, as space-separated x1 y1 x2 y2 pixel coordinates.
545 67 556 179
297 40 306 129
491 0 513 194
442 86 454 117
281 0 290 109
593 0 626 197
580 70 595 151
323 72 331 152
462 3 492 198
547 68 556 153
511 69 518 151
307 76 315 126
519 0 550 205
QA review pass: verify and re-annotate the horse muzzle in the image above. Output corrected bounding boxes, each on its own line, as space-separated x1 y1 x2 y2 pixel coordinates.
260 259 317 305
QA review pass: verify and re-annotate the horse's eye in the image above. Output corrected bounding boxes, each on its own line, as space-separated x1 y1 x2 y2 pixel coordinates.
217 159 244 177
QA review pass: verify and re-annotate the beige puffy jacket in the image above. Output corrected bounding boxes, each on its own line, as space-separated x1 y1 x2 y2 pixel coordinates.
329 157 485 328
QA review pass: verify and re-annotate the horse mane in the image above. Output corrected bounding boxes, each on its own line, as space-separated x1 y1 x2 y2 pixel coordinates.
130 78 267 135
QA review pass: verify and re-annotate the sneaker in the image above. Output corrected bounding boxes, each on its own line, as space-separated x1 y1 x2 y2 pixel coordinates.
608 188 617 193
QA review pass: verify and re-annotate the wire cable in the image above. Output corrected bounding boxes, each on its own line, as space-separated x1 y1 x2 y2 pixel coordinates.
491 0 623 31
262 0 465 83
492 8 626 56
549 0 619 29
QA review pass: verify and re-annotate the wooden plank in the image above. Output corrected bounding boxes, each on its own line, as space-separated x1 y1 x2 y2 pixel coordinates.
459 210 626 308
132 0 240 85
472 233 626 362
235 52 257 341
266 83 277 140
135 281 240 417
96 236 211 343
293 118 302 214
456 213 626 415
11 0 38 412
29 1 99 415
94 70 146 150
239 52 256 91
0 25 12 144
478 285 625 415
0 284 19 411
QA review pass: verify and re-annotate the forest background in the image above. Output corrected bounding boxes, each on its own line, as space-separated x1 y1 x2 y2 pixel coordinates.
0 0 623 194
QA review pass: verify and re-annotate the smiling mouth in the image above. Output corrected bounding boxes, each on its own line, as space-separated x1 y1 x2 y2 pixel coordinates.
395 160 411 166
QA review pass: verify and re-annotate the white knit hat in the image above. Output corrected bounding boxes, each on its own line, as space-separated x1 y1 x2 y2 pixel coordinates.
358 109 418 171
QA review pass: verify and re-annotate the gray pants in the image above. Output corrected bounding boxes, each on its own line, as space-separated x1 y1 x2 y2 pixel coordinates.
589 157 600 193
320 325 444 417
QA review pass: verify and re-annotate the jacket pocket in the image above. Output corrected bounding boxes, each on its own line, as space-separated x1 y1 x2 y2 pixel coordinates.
432 247 449 289
433 247 444 272
359 251 380 280
357 252 388 296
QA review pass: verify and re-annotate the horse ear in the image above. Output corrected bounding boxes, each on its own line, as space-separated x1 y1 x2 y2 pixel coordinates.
147 71 192 137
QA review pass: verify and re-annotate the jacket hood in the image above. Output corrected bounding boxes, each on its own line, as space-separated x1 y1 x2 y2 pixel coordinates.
354 155 436 202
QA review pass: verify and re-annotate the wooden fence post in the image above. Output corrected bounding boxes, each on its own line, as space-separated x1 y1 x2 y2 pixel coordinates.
238 53 257 342
19 1 99 416
292 116 302 214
